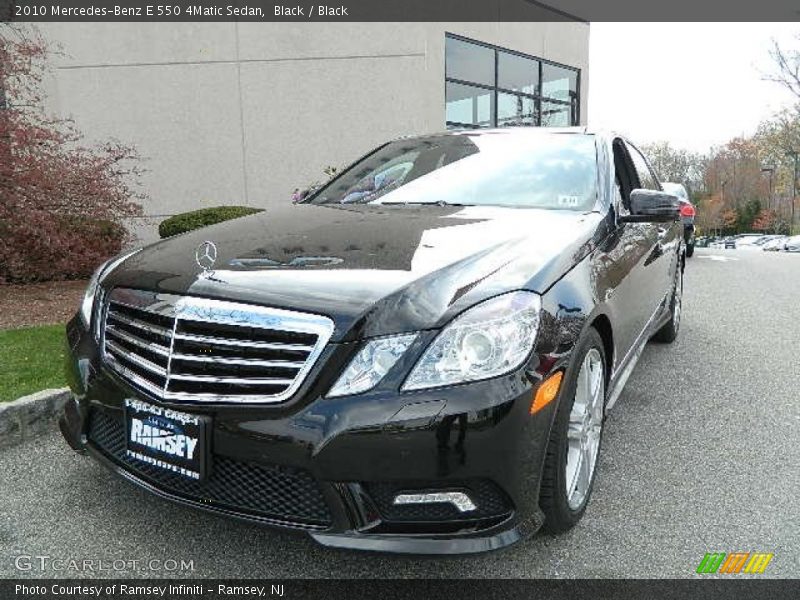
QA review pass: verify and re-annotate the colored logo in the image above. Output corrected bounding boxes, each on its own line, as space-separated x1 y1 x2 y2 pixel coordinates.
696 552 773 574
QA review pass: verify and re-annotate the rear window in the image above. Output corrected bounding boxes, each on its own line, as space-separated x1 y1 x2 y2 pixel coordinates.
662 183 688 200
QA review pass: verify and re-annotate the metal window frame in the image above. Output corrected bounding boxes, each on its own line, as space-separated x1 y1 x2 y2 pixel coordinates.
444 32 581 129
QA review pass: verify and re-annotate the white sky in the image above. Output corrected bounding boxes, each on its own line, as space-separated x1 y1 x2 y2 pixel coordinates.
588 23 799 153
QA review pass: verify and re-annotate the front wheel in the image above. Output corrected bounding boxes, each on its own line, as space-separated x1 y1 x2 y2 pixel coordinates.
539 328 606 533
652 265 683 343
686 242 694 257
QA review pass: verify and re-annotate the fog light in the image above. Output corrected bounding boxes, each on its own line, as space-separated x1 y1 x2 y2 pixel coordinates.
393 492 477 513
531 371 563 414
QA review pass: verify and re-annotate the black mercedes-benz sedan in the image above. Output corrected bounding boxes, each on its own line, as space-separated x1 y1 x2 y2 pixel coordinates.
61 128 685 554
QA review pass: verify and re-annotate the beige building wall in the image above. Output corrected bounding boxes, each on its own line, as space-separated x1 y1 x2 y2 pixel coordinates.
39 22 590 243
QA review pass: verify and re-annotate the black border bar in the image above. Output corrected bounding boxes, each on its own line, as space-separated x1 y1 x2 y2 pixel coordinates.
2 579 800 600
3 0 800 22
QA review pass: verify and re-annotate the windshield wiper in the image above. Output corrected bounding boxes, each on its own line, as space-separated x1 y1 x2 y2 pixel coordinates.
379 200 469 207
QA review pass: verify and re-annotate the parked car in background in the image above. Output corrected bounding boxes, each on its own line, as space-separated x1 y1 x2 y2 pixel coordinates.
784 235 800 252
735 234 765 249
60 128 686 554
661 182 695 257
762 236 788 251
724 237 737 249
752 234 781 247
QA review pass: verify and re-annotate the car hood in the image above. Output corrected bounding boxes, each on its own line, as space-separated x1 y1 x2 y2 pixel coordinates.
107 203 605 340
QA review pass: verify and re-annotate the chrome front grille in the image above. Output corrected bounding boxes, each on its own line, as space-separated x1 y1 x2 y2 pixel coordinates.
101 288 334 403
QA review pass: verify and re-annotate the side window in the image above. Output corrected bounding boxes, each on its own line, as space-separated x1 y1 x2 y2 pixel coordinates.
626 142 659 190
613 139 635 212
613 177 626 215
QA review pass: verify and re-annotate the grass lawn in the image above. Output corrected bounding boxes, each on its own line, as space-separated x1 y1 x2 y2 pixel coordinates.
0 324 66 402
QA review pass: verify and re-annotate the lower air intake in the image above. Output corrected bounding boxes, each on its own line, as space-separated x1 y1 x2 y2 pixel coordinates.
88 409 332 528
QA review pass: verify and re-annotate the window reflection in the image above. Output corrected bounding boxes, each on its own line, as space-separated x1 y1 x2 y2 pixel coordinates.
542 63 578 102
445 36 495 86
541 101 572 127
446 82 495 129
498 51 539 96
310 133 599 211
497 93 536 127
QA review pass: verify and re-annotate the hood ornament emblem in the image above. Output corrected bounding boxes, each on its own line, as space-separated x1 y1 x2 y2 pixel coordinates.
195 241 218 272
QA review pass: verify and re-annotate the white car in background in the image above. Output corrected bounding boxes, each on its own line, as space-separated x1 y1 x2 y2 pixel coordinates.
784 235 800 253
753 234 782 247
735 234 766 249
762 236 788 251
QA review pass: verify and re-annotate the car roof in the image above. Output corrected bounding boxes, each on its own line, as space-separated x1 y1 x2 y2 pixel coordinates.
448 126 590 135
399 126 608 143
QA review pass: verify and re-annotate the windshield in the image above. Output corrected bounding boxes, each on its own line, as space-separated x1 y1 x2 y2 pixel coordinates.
309 133 598 211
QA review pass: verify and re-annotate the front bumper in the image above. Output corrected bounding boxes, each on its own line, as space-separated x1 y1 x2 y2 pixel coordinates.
61 315 562 554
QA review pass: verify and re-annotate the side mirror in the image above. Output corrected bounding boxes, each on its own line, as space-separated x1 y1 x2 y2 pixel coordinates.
620 189 681 223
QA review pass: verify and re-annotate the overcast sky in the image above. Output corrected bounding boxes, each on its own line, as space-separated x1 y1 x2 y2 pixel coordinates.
588 23 799 153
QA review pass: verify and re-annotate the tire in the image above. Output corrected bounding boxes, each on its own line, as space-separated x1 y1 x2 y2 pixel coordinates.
652 264 683 343
539 328 606 533
686 242 694 257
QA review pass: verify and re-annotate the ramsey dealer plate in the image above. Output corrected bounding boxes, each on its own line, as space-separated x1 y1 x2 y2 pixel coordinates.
124 398 209 481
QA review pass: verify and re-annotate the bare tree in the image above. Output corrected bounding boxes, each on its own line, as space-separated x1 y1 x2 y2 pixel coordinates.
765 36 800 101
640 141 707 197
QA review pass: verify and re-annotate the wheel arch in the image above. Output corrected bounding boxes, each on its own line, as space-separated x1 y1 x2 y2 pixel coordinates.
589 314 614 386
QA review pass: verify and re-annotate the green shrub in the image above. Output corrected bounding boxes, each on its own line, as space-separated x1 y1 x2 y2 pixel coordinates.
158 206 264 239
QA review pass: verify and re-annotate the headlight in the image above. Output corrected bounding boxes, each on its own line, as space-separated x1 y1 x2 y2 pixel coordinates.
79 248 141 327
402 291 541 391
328 333 418 398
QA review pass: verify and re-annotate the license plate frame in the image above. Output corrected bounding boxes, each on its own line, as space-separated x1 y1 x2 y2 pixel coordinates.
124 398 210 482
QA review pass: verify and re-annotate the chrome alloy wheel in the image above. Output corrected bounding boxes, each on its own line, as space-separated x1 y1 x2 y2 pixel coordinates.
565 348 604 510
673 269 683 331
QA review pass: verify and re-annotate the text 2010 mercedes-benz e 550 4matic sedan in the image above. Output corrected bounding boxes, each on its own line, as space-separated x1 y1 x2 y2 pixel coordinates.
61 128 685 554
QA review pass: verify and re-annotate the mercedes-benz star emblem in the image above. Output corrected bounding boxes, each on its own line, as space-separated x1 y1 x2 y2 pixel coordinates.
195 241 218 272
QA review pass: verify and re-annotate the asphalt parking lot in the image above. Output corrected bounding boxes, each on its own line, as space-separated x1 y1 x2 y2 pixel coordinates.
1 248 798 579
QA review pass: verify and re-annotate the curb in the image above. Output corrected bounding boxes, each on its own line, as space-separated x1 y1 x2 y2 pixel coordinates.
0 388 70 450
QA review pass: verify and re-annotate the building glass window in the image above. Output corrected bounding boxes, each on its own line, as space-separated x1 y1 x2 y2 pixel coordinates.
445 37 495 86
497 93 536 127
446 82 494 129
445 34 580 129
542 63 578 102
541 100 572 127
498 51 539 96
